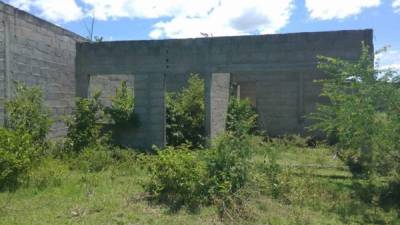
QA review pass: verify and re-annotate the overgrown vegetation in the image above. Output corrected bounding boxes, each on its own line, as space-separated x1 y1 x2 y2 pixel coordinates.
5 82 52 145
1 83 51 190
145 145 208 211
0 129 39 190
166 74 206 148
309 44 400 206
65 92 107 153
144 134 254 215
166 74 258 147
226 98 258 136
105 80 137 127
1 46 400 224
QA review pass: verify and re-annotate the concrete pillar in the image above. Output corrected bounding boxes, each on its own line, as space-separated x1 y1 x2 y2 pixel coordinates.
205 73 231 140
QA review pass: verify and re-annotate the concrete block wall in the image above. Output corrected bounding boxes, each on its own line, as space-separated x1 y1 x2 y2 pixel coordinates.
0 2 374 146
0 2 86 136
89 74 135 107
0 18 6 126
77 29 373 142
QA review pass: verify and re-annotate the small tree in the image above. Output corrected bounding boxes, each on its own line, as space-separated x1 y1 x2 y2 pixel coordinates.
105 80 137 127
1 82 50 189
308 44 400 177
226 97 258 136
65 92 106 153
5 82 52 144
166 74 206 147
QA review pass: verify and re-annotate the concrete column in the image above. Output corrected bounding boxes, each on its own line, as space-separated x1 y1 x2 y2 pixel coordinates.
205 73 231 140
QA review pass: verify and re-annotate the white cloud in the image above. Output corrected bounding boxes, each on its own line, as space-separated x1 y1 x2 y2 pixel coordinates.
393 0 400 13
150 0 294 39
8 0 84 22
80 0 294 39
305 0 380 20
80 0 217 20
7 0 294 39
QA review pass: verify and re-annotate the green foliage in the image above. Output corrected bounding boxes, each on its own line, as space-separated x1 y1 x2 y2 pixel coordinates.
166 74 259 147
205 134 253 202
28 157 68 190
226 98 258 136
65 92 107 153
144 134 256 213
69 145 116 172
308 44 400 178
145 145 208 211
1 83 49 190
105 81 137 127
5 82 52 144
2 139 400 224
0 128 39 190
263 146 283 198
166 74 205 148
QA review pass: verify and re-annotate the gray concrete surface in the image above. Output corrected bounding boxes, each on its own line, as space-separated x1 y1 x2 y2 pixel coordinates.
205 73 231 140
0 2 86 136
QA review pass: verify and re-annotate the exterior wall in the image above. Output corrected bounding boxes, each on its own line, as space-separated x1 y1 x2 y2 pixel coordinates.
0 18 6 126
77 29 373 138
0 2 86 136
89 74 135 107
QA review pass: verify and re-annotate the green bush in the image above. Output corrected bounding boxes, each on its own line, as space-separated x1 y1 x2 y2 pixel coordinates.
205 134 253 200
5 82 52 145
166 74 205 148
145 145 207 210
144 135 256 212
105 80 138 127
0 128 39 190
65 92 108 153
308 44 400 178
69 145 116 172
226 98 258 136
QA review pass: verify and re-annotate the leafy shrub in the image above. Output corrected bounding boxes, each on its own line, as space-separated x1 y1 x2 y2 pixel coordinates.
308 44 400 178
65 92 108 153
205 134 253 201
105 80 137 127
144 135 260 215
69 145 116 172
226 98 258 136
166 74 259 147
5 82 52 145
0 128 39 190
166 74 205 148
145 145 207 210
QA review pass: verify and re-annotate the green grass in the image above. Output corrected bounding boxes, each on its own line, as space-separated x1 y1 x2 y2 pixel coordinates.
1 143 399 225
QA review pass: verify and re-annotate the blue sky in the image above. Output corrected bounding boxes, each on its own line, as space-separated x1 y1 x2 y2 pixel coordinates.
5 0 400 69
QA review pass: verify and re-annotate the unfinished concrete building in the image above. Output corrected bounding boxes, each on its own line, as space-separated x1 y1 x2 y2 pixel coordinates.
0 2 374 149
